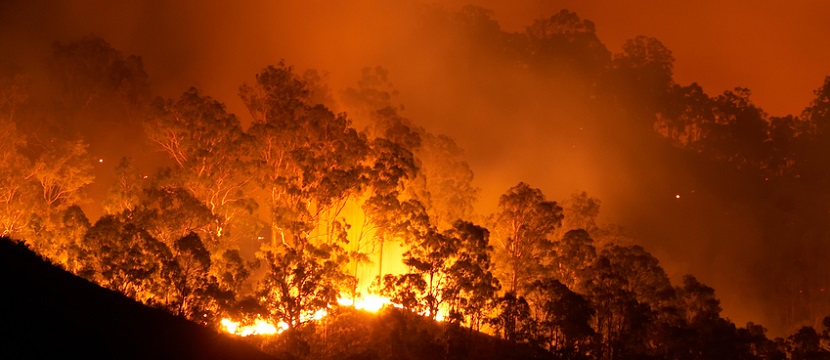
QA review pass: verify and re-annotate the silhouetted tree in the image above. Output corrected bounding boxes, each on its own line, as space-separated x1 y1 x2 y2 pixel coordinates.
552 229 597 292
169 232 220 322
243 63 368 250
788 326 830 360
257 236 350 330
607 35 675 120
444 221 500 331
525 9 610 81
489 292 538 344
78 213 175 306
490 182 563 295
526 278 595 356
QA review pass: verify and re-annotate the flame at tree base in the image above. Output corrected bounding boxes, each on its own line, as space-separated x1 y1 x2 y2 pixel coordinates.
220 318 285 336
220 294 400 336
219 294 450 337
337 294 397 312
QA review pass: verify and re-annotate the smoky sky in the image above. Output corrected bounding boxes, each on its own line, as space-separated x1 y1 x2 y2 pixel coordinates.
3 0 830 335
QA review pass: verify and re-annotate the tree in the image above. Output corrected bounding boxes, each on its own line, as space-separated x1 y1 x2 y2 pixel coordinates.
709 88 770 168
526 278 595 355
674 275 748 359
444 221 500 331
0 117 36 237
557 191 601 237
801 76 830 138
243 63 368 249
40 205 91 271
489 182 563 294
766 115 800 176
489 292 538 344
30 138 95 220
169 232 220 322
597 244 682 357
552 229 597 292
382 226 450 319
524 9 610 81
212 248 252 299
146 87 258 247
411 132 479 231
77 213 176 306
608 36 675 117
600 244 676 322
795 76 830 181
137 185 216 247
372 198 434 315
788 326 829 360
676 275 722 324
655 82 714 148
102 157 144 215
357 113 420 289
339 66 402 125
583 256 651 360
376 217 501 330
0 74 29 122
256 236 350 330
48 35 148 117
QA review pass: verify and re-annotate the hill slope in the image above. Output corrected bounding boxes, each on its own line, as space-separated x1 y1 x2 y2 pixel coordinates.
0 237 277 360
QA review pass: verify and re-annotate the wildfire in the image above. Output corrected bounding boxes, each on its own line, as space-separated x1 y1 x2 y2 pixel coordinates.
337 294 396 312
220 294 403 336
220 318 285 336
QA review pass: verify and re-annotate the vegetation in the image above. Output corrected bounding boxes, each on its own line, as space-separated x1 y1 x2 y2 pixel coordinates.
4 5 830 360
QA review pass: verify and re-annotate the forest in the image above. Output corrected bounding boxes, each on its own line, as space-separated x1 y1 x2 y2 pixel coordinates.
3 4 830 360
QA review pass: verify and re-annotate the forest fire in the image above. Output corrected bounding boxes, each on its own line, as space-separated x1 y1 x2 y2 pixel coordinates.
220 318 283 336
337 294 396 312
221 294 397 336
4 1 830 358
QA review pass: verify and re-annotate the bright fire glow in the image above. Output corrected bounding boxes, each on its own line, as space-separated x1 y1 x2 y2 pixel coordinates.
337 294 395 312
220 294 396 337
220 318 285 336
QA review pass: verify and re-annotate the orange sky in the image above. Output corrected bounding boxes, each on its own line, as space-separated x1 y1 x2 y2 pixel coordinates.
25 0 828 118
462 0 830 117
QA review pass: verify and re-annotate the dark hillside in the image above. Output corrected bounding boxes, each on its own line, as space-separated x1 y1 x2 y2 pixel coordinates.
0 237 277 360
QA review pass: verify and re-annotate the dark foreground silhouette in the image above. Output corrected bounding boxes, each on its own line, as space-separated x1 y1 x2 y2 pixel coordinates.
0 237 277 360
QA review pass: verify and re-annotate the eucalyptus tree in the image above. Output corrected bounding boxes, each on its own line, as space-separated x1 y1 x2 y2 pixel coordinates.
489 182 563 295
145 87 258 248
242 62 369 327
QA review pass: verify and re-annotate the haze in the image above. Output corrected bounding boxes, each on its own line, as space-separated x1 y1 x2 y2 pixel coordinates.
2 0 829 336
